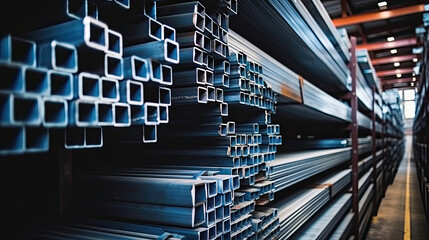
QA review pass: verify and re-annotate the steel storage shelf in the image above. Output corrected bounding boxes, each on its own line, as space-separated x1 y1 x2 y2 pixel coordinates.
413 30 429 224
231 0 349 95
229 30 376 131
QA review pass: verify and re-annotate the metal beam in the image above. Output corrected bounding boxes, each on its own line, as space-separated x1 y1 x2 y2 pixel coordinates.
371 54 418 65
381 78 414 85
376 68 414 77
332 4 427 27
357 37 417 51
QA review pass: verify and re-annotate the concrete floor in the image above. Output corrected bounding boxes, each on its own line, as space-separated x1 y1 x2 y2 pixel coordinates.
366 137 429 239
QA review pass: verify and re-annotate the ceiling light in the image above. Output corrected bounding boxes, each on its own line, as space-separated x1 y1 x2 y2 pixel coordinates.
396 73 402 78
390 49 397 54
387 36 395 42
411 82 414 87
412 77 416 81
412 73 416 76
378 1 387 7
413 58 418 62
393 62 400 67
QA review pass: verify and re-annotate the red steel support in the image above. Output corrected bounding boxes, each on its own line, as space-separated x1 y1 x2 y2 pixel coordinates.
349 36 360 239
357 37 417 52
371 87 378 216
332 4 427 27
371 54 418 65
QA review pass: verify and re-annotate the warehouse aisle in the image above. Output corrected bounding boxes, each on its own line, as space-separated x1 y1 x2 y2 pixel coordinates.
367 137 429 239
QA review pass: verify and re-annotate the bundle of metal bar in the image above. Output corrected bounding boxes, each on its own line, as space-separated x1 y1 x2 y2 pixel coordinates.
290 193 352 239
249 207 279 240
0 35 52 154
29 219 186 240
75 165 239 239
272 187 331 239
310 169 352 198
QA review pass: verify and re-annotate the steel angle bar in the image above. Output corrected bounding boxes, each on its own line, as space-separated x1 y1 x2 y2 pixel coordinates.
68 100 98 126
0 63 24 93
124 39 179 64
171 86 208 104
0 35 36 67
158 1 205 16
77 175 207 207
176 31 205 49
43 97 68 127
100 77 119 102
123 56 149 82
24 127 49 153
112 102 130 127
25 16 108 52
119 80 143 105
158 12 205 33
120 17 163 46
0 126 24 155
23 67 50 96
172 68 206 87
84 201 206 228
47 70 73 100
37 41 78 73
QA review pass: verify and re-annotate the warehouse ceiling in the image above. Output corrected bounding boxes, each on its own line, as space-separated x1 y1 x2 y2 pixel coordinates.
321 0 427 91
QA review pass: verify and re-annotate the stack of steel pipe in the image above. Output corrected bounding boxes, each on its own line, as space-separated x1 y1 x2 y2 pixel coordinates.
0 0 178 154
74 167 239 240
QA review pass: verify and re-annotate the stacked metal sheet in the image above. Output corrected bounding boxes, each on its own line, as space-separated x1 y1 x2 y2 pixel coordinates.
30 219 186 240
